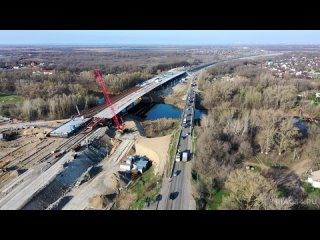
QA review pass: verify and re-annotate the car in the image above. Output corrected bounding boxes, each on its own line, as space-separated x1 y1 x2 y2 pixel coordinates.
169 192 178 200
173 170 178 177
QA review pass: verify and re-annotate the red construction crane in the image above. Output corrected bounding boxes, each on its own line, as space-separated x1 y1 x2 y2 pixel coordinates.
93 69 125 131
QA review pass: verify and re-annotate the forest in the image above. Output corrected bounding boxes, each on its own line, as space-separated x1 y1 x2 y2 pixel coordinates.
0 47 203 120
194 59 320 210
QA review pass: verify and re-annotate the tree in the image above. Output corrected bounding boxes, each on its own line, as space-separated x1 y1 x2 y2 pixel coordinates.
274 118 299 155
238 141 253 158
252 109 281 154
220 169 293 210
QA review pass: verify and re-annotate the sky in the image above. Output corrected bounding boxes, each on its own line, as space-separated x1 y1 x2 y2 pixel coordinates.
0 30 320 45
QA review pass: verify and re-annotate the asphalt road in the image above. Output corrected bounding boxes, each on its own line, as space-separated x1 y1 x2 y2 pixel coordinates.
0 153 71 210
164 75 197 210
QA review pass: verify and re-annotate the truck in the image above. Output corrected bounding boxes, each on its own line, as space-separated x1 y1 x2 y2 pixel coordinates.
175 152 181 162
53 151 62 159
182 151 188 162
53 149 66 159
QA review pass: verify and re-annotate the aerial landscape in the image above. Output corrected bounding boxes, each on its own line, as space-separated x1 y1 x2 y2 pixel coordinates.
0 30 320 210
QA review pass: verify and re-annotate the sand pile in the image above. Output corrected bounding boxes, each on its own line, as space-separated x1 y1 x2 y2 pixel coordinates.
135 135 171 175
20 128 51 136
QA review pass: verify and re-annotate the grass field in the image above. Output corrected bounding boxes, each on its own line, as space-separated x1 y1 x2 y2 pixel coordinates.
206 191 229 210
166 128 180 176
129 166 161 210
0 94 24 104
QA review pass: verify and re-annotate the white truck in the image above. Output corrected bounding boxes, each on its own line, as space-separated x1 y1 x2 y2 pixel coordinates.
119 164 131 172
182 151 188 162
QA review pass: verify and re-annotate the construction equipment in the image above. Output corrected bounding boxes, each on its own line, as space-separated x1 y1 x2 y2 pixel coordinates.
93 69 125 133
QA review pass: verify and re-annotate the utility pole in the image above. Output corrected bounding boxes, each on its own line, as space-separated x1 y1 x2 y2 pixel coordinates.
71 95 81 116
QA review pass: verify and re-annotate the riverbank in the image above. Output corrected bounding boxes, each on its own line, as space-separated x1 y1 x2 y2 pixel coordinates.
163 79 190 109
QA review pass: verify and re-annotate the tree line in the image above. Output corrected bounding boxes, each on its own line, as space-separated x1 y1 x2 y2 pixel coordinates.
194 59 320 210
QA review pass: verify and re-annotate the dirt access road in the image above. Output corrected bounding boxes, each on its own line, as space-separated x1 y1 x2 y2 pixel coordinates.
62 134 136 210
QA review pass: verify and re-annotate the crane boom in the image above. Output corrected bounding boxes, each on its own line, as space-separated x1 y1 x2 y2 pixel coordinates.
93 69 124 130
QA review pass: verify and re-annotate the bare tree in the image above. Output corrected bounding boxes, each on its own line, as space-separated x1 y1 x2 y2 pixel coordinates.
252 109 281 154
274 118 299 155
220 169 293 210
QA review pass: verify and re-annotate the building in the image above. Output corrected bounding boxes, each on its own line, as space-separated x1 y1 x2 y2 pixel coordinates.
49 117 91 138
120 156 150 173
134 157 150 173
307 170 320 188
267 60 273 65
126 155 135 165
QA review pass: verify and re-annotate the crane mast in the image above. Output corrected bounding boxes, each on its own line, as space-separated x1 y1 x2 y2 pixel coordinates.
93 69 124 131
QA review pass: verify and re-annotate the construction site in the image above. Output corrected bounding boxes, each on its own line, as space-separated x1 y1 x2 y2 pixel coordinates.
0 67 191 210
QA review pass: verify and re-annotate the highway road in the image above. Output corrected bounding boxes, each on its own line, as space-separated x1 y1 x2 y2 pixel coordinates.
0 127 97 209
0 153 72 210
158 53 283 210
163 75 198 210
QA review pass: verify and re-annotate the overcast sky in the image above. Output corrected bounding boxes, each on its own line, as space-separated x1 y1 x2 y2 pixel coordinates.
0 30 319 45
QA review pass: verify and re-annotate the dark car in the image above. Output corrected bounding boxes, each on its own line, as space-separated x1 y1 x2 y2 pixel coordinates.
169 192 179 200
173 170 181 177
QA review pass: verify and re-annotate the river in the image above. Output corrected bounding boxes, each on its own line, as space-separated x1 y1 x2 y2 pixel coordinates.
145 103 202 120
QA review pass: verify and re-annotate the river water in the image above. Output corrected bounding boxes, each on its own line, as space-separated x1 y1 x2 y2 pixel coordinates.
145 103 203 120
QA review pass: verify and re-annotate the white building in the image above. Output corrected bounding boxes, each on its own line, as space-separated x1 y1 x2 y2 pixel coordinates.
307 170 320 188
